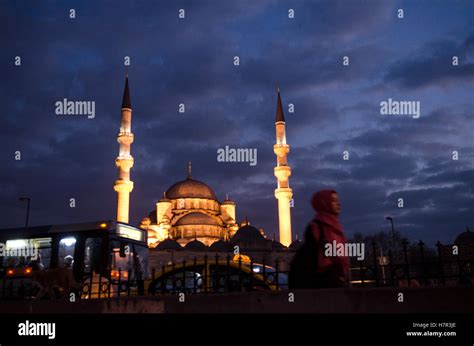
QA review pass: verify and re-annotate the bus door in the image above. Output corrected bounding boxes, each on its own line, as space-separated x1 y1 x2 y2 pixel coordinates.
109 239 147 295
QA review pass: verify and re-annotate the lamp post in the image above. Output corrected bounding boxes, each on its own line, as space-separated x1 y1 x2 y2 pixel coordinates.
379 246 387 285
19 197 31 228
385 216 397 255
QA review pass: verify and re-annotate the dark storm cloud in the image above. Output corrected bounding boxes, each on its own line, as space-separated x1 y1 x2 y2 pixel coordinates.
385 183 473 241
280 0 394 41
347 106 473 158
383 33 474 89
414 164 474 187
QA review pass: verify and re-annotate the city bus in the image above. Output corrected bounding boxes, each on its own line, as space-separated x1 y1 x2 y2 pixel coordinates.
0 221 148 298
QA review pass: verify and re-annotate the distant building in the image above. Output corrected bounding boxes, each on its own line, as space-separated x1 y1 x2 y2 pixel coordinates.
437 227 474 284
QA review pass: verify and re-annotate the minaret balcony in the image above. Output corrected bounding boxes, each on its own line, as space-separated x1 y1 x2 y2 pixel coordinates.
274 166 292 180
274 188 293 200
114 179 134 193
273 144 290 157
117 132 134 145
115 156 134 171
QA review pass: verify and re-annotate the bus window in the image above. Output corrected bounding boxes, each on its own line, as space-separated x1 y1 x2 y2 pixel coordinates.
84 237 102 274
2 238 51 272
110 240 136 281
58 237 76 268
135 244 148 278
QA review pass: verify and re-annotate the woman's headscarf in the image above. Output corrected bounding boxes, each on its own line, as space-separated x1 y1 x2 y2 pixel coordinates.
311 189 343 234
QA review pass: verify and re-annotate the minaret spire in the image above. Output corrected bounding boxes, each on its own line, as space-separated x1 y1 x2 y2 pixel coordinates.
273 87 292 246
275 87 285 123
121 75 131 109
114 74 135 224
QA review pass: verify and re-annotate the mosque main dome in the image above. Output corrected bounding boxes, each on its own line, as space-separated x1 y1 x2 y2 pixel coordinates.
140 163 238 247
166 178 217 200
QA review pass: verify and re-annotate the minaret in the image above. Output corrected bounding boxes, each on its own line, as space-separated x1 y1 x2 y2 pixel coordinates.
114 75 134 224
273 88 292 246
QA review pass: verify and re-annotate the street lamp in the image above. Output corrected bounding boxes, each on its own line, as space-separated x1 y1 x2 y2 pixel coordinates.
385 216 397 255
19 197 31 228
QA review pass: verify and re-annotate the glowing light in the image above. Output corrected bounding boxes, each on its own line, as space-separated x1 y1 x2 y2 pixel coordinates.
350 280 376 284
6 239 28 250
24 267 32 275
7 269 14 276
60 237 76 247
116 224 144 241
100 223 107 229
232 254 251 263
111 269 128 280
252 267 261 273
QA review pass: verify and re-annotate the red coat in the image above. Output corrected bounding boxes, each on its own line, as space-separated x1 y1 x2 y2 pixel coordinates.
311 190 349 282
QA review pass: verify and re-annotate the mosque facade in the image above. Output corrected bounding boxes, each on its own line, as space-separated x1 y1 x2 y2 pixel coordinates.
113 76 297 255
139 163 239 247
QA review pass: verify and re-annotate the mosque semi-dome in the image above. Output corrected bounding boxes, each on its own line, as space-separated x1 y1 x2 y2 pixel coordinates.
232 224 265 242
156 238 183 251
230 223 271 250
166 178 217 200
175 212 221 226
185 239 208 251
209 239 233 252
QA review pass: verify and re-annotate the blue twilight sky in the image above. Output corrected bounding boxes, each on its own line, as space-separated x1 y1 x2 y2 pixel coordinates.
0 0 473 247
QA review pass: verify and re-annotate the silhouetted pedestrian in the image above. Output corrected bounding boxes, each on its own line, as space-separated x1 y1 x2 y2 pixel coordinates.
289 190 349 288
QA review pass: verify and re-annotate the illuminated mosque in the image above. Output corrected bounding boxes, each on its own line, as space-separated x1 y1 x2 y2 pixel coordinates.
112 76 298 261
139 163 239 247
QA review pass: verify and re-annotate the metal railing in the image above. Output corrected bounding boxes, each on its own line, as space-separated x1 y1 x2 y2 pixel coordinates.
1 241 472 300
0 254 287 300
350 240 473 287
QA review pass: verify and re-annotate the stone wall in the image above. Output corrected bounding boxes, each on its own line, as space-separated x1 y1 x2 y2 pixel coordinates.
1 285 473 314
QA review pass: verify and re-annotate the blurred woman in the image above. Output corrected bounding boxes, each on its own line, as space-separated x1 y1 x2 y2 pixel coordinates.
289 190 349 288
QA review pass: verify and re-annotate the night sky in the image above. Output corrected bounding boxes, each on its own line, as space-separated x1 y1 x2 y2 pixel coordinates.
1 0 472 247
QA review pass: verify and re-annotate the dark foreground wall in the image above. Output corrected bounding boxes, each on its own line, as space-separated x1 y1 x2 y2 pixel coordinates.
1 286 473 314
